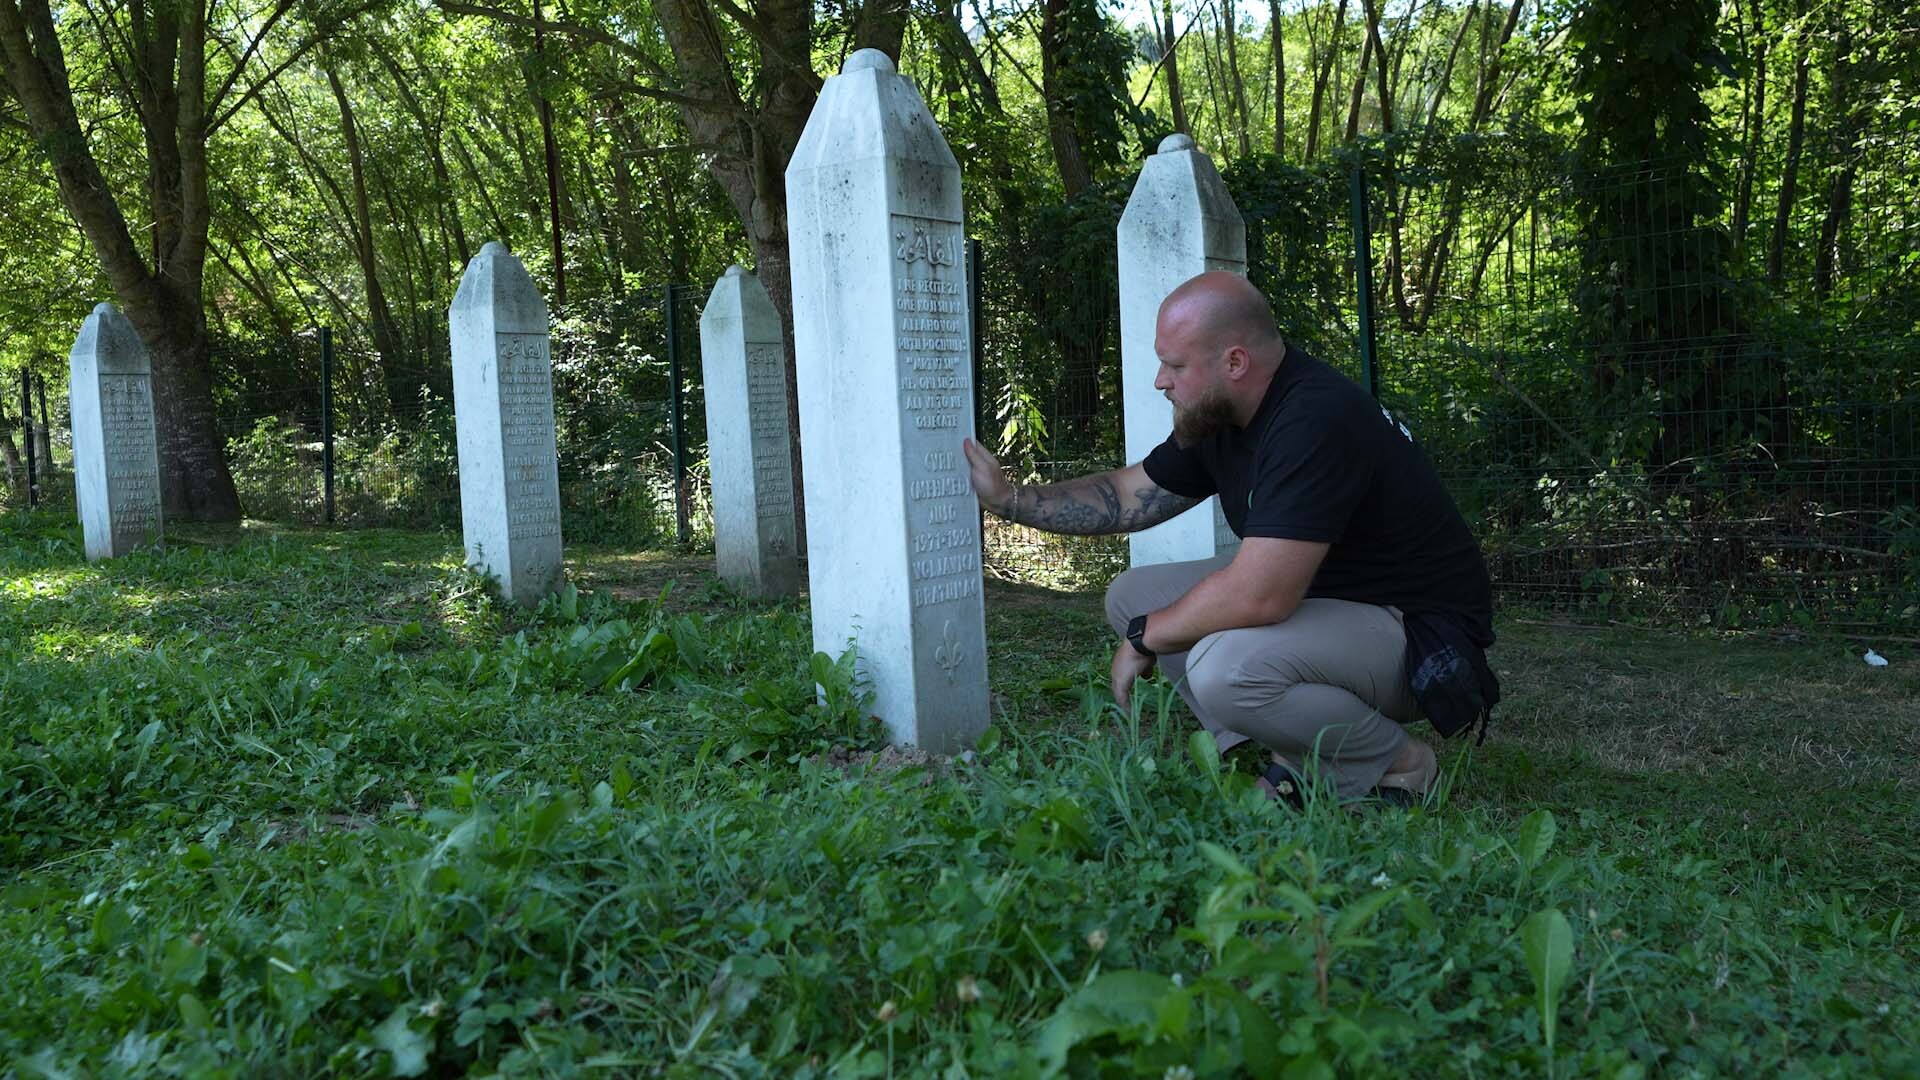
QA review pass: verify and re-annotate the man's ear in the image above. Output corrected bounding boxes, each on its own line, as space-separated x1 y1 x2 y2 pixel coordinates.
1223 344 1253 380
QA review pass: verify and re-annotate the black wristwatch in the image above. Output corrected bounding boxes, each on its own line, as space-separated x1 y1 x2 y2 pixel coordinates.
1126 614 1156 658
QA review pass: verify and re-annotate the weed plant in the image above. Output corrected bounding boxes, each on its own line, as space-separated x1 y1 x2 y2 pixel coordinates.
0 510 1914 1076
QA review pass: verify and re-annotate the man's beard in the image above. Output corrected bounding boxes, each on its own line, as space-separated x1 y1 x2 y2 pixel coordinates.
1172 384 1235 447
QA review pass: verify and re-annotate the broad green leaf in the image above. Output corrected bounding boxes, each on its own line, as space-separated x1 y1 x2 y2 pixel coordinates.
1198 840 1251 880
1522 908 1574 1056
1270 883 1320 920
1332 886 1404 942
372 1004 431 1077
177 993 211 1033
1401 891 1439 935
1211 983 1284 1079
1188 730 1221 778
1035 971 1176 1069
1517 808 1558 871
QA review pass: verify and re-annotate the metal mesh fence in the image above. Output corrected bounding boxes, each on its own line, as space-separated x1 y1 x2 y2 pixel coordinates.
1362 133 1919 631
55 133 1911 633
210 287 710 549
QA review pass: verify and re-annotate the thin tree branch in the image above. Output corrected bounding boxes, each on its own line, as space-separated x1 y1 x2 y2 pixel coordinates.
204 0 297 125
969 0 1044 99
433 0 678 83
1131 1 1212 113
206 0 387 137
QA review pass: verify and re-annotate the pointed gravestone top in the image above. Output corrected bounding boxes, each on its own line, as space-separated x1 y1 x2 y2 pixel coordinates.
452 242 547 331
78 302 150 375
725 264 746 277
1158 133 1197 154
843 48 895 74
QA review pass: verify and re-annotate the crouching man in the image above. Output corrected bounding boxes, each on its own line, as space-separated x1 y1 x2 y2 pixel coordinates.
962 271 1497 804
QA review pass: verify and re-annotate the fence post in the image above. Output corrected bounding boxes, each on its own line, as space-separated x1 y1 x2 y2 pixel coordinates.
1349 163 1381 399
968 238 984 431
34 373 50 471
1528 202 1538 308
320 326 335 524
20 368 35 508
967 237 986 543
664 283 690 545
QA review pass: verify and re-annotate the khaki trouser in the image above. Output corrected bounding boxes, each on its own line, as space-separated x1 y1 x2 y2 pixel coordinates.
1104 554 1421 798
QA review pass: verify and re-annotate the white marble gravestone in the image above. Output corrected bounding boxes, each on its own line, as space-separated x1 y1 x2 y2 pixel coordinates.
1117 133 1247 568
450 242 564 606
700 265 800 598
68 302 161 560
786 48 990 754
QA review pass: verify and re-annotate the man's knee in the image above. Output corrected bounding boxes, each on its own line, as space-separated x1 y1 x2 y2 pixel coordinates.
1182 631 1299 715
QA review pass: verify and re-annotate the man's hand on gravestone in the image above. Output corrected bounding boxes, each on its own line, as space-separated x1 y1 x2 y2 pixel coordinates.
961 437 1015 516
1110 640 1156 711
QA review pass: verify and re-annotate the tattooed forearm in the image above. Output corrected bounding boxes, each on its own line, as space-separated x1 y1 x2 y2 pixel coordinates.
1121 484 1200 531
1024 477 1125 534
1006 472 1200 536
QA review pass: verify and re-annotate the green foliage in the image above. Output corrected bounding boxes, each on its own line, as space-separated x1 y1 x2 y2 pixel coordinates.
1044 0 1156 180
0 516 1915 1074
1220 153 1348 348
1521 908 1574 1066
1566 0 1772 475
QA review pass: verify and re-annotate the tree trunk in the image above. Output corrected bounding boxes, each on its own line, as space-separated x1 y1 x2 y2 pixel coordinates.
370 37 471 268
532 0 566 306
1270 0 1286 156
0 0 239 521
1223 0 1252 156
1344 26 1372 140
1304 0 1348 158
1399 0 1476 227
1039 0 1096 196
1730 0 1766 252
225 238 297 336
1811 27 1862 302
1163 0 1190 133
1420 0 1476 136
450 131 517 246
1766 38 1809 283
1408 0 1524 327
323 60 413 414
1466 0 1524 128
0 400 20 491
652 0 823 552
34 372 53 469
606 104 637 281
1359 0 1411 324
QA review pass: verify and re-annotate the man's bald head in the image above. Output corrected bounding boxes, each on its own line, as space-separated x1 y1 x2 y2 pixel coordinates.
1158 271 1285 363
1151 271 1289 439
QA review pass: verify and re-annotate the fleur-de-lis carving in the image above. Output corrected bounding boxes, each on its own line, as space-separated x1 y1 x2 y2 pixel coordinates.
933 619 965 683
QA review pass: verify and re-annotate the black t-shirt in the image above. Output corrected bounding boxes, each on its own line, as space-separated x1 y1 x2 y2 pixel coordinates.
1143 344 1494 642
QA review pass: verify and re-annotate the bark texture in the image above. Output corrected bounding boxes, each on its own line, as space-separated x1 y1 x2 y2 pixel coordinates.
0 0 240 520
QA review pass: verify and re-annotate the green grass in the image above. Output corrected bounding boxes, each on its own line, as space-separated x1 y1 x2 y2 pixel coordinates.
1 509 1915 1077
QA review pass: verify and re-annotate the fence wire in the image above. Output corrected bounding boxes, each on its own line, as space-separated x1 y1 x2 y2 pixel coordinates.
1362 134 1918 630
14 138 1912 633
